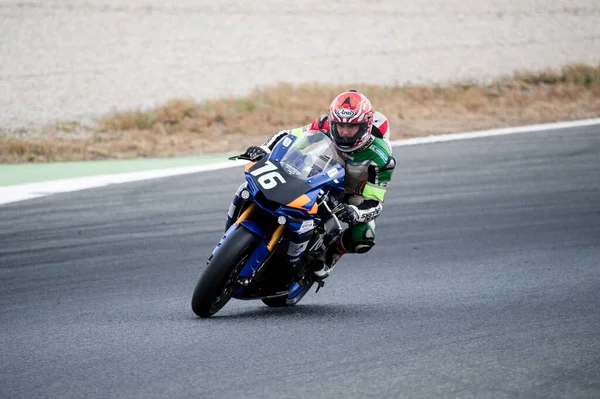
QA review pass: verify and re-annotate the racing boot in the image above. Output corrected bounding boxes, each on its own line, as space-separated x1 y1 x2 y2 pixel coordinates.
313 236 347 280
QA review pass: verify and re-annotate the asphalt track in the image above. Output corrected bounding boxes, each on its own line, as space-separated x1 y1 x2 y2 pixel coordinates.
1 126 599 398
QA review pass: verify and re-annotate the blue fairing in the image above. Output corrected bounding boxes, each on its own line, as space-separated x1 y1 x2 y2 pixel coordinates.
306 169 344 191
214 221 269 275
211 224 240 258
288 282 305 298
245 175 260 196
237 221 270 278
269 134 295 163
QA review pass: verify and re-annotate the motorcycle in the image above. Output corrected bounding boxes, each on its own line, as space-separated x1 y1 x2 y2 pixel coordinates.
191 130 346 318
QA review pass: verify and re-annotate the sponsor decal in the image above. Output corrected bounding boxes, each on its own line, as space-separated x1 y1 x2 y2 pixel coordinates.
283 164 301 176
372 147 389 162
296 219 314 234
282 137 292 147
327 168 338 178
359 209 380 222
336 108 356 118
287 241 309 257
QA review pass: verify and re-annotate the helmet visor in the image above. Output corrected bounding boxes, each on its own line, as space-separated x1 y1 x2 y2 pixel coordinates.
331 122 368 148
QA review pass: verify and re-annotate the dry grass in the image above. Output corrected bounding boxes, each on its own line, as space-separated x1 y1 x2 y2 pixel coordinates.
2 63 599 163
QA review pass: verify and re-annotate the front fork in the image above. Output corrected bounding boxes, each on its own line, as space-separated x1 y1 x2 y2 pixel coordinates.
234 203 285 251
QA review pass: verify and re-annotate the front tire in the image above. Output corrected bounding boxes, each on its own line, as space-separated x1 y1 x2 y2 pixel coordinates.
191 227 257 318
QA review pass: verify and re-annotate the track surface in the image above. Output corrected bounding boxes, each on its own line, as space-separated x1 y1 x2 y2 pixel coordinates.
1 127 599 398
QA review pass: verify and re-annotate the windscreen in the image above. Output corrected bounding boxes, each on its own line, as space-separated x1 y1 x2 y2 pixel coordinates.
279 130 343 180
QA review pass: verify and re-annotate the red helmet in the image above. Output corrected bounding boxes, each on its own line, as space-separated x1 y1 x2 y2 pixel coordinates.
328 90 374 153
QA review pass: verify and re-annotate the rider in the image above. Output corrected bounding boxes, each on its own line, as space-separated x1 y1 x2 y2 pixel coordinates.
230 90 395 279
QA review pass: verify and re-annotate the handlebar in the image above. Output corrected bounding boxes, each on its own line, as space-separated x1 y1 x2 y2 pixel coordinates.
317 190 343 233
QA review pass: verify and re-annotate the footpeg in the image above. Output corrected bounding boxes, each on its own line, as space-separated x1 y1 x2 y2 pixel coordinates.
315 280 325 293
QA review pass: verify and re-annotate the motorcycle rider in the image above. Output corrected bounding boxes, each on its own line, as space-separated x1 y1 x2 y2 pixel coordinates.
228 90 395 279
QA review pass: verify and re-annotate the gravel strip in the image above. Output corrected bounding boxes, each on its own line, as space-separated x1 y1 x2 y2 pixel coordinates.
1 0 599 129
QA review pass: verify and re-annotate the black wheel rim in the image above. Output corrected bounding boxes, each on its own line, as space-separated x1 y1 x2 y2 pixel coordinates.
208 252 251 314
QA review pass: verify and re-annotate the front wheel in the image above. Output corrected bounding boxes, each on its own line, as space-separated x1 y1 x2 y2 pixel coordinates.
191 227 257 318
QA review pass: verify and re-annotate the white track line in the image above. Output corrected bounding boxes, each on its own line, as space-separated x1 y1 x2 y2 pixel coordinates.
1 118 599 206
390 118 600 146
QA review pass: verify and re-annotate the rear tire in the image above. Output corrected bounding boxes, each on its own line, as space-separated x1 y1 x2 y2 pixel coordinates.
191 227 257 318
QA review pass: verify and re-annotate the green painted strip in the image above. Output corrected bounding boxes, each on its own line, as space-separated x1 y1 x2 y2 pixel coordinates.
0 153 237 186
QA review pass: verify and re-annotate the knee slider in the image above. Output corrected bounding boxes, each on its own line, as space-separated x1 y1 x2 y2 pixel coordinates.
355 243 374 254
344 223 375 253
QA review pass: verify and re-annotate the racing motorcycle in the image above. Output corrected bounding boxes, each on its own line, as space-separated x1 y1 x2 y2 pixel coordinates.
191 130 346 318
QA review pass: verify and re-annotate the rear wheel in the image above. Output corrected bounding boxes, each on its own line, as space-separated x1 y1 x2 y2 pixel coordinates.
261 281 314 307
191 227 257 318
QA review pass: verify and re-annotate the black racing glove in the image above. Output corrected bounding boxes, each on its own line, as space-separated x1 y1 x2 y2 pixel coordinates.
333 203 359 223
244 146 269 161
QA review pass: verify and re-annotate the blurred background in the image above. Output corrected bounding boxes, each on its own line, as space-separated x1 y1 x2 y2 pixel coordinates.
2 0 599 130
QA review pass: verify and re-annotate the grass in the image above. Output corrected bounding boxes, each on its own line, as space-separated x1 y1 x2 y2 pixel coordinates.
1 63 599 163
